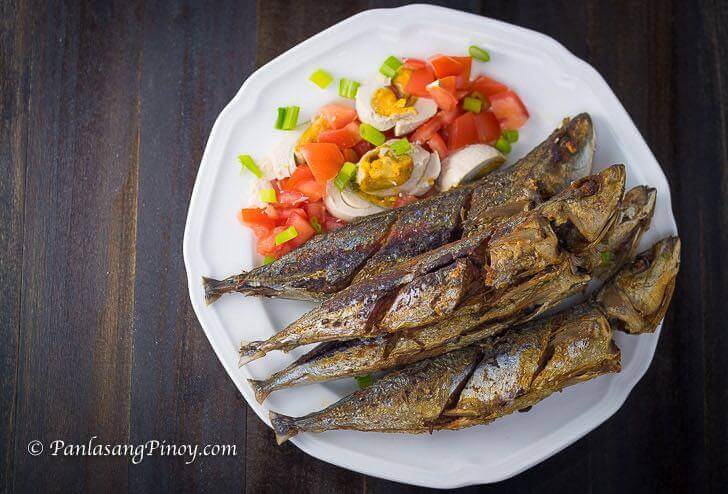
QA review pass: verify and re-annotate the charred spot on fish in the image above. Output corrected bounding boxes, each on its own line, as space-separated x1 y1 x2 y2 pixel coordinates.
631 255 652 274
517 406 533 413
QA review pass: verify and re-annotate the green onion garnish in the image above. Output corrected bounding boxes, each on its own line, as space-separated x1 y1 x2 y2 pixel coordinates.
390 138 411 156
339 78 361 99
469 45 491 62
310 217 322 234
263 255 276 265
259 188 277 203
495 136 511 154
379 56 403 78
359 123 386 146
275 107 286 129
462 97 483 113
503 129 519 143
238 155 263 178
309 69 333 89
600 251 614 266
355 374 373 388
279 106 300 130
274 226 298 245
334 161 358 190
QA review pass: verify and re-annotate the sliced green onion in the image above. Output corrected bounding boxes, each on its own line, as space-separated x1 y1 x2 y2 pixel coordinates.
359 123 386 146
462 97 483 113
469 45 491 62
495 136 511 154
339 78 361 99
334 161 358 190
355 374 373 389
309 68 333 89
503 129 519 143
263 255 276 265
259 188 277 203
238 155 263 178
310 217 322 234
390 138 411 156
600 251 614 266
279 106 300 130
274 226 298 245
274 107 286 129
379 55 403 78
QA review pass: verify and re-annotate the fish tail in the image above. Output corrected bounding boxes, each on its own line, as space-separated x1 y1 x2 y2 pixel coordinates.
203 274 245 305
238 341 266 366
269 411 299 444
248 378 272 404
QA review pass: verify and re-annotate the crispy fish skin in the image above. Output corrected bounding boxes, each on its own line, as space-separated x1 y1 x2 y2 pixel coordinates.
248 186 654 403
238 166 624 365
204 114 595 303
596 236 680 334
268 346 481 444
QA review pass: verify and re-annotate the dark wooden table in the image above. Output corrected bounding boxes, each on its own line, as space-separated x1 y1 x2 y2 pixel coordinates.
2 1 726 492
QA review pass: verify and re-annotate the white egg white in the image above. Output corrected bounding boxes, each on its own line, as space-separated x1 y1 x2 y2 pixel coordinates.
437 144 506 191
324 181 384 222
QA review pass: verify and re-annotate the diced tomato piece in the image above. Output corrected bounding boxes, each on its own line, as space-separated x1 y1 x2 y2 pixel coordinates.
318 104 358 129
306 201 327 224
405 66 436 97
274 206 307 223
342 148 358 163
437 107 461 126
429 55 464 79
354 140 373 156
447 112 479 151
286 213 316 247
240 208 276 229
411 115 443 143
474 111 501 144
426 78 458 111
318 121 362 149
451 56 472 89
295 179 327 202
324 217 347 232
280 165 314 191
427 132 449 158
470 75 509 97
264 205 280 221
278 189 307 206
258 226 295 257
299 143 345 184
489 90 529 130
403 58 427 70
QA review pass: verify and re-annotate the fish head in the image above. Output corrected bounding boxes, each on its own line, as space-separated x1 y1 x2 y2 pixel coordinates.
541 164 626 252
596 236 681 334
535 113 596 198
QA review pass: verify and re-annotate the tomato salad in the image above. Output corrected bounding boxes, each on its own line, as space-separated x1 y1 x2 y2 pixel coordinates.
237 48 529 262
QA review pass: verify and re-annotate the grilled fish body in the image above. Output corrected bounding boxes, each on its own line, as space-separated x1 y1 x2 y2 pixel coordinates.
238 165 624 364
204 114 595 303
268 237 680 441
248 184 655 403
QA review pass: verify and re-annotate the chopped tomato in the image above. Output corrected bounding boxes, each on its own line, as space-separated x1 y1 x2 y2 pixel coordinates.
286 212 316 247
342 147 358 163
353 139 373 156
405 66 436 97
264 205 280 221
428 55 464 79
275 206 307 222
474 111 501 144
437 107 461 126
411 115 443 143
403 58 427 70
324 217 347 232
239 208 275 239
317 121 362 149
438 75 457 94
427 132 449 158
279 165 314 191
306 201 327 224
470 75 509 97
295 179 327 202
299 143 345 183
257 226 294 257
278 189 307 206
318 104 358 129
394 195 419 207
489 91 529 130
451 56 472 89
427 78 458 111
447 112 479 151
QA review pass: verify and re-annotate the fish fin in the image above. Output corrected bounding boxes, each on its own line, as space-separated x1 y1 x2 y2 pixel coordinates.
269 411 298 444
202 276 224 305
248 379 271 403
238 343 265 366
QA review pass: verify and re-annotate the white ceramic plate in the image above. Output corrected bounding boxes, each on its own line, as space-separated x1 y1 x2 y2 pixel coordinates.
183 4 677 488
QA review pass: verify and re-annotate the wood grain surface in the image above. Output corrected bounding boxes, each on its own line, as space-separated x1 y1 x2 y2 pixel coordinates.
1 1 726 492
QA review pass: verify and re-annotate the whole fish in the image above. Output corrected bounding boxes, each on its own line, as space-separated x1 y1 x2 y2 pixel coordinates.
268 237 680 442
248 184 654 403
204 114 595 303
238 165 624 364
